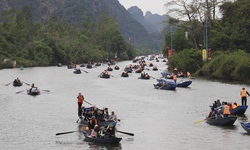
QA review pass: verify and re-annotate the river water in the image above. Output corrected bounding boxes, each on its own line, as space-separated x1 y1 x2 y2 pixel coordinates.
1 57 250 150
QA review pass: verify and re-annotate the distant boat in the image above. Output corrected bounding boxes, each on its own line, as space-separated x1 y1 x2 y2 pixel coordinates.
20 66 24 70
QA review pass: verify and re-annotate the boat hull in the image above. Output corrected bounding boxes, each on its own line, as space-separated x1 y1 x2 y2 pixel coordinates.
240 122 250 133
177 80 192 87
83 133 122 144
206 116 237 126
230 105 248 115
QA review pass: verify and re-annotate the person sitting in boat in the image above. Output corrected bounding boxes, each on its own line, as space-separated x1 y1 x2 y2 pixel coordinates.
187 71 191 78
122 71 128 76
29 83 38 93
108 111 117 122
90 125 99 138
14 78 21 84
141 72 145 78
88 116 98 131
223 102 231 118
232 102 238 109
98 126 106 139
84 110 92 121
106 124 115 138
96 109 105 122
103 70 108 75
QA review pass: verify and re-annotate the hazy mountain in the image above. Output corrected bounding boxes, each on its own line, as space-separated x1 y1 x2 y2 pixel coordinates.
127 6 169 34
0 0 165 52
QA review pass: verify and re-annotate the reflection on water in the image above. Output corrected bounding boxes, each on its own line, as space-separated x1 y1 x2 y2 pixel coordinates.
88 143 122 150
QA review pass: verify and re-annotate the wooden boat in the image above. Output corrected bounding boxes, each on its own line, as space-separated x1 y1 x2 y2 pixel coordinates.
107 67 113 71
153 79 176 90
13 82 23 87
176 80 192 87
161 72 173 79
27 88 41 95
206 115 237 126
230 105 248 115
67 63 76 69
83 132 122 144
74 69 81 74
138 76 150 80
100 73 110 79
240 122 250 133
87 64 93 69
121 73 129 77
114 66 120 70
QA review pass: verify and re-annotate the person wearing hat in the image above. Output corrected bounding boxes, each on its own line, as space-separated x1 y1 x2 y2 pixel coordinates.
106 124 115 138
240 87 250 106
88 116 98 131
98 126 106 139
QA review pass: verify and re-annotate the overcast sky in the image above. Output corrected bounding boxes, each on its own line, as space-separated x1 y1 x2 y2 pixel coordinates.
117 0 167 15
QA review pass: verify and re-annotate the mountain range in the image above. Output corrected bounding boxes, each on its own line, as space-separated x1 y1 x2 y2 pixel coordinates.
0 0 168 52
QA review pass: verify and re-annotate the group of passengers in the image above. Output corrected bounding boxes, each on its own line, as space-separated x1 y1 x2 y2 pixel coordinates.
208 99 238 119
81 106 117 138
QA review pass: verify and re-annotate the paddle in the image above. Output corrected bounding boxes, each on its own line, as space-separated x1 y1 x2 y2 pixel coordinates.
84 100 92 105
116 130 134 136
22 82 30 86
41 90 50 92
150 76 155 79
56 131 80 136
16 90 25 94
5 82 13 86
81 69 88 73
158 84 165 90
194 118 207 124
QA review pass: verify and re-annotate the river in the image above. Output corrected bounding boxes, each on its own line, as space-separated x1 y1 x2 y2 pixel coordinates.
0 57 250 150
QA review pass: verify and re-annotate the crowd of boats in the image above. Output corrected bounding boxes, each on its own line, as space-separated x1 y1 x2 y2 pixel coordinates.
6 55 250 144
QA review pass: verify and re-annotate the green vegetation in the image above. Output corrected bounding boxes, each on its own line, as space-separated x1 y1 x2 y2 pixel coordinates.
0 7 136 69
164 0 250 82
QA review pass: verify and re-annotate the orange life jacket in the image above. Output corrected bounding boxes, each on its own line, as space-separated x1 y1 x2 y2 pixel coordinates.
89 119 98 125
78 95 84 103
173 75 177 81
223 105 230 115
241 90 247 97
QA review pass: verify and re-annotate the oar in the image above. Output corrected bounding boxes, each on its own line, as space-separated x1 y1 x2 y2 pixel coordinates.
41 90 50 92
22 82 30 86
81 69 88 73
55 131 80 136
84 100 92 105
16 90 25 94
116 130 134 136
5 82 13 86
150 76 155 79
158 84 165 90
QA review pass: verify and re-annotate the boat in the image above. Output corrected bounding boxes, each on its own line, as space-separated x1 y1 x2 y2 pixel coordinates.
176 80 192 87
240 122 250 133
83 132 122 144
13 81 23 87
74 69 82 74
206 115 237 126
114 66 120 70
138 76 150 80
67 63 76 69
95 63 102 66
107 67 113 71
99 73 110 79
121 72 129 77
161 72 173 79
153 79 176 90
87 64 93 69
230 105 248 115
27 88 41 95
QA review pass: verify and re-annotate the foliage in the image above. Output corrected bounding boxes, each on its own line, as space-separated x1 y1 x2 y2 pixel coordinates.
0 7 136 68
167 49 203 73
198 50 250 81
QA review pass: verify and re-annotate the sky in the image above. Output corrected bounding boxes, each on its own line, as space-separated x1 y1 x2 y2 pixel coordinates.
117 0 167 15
